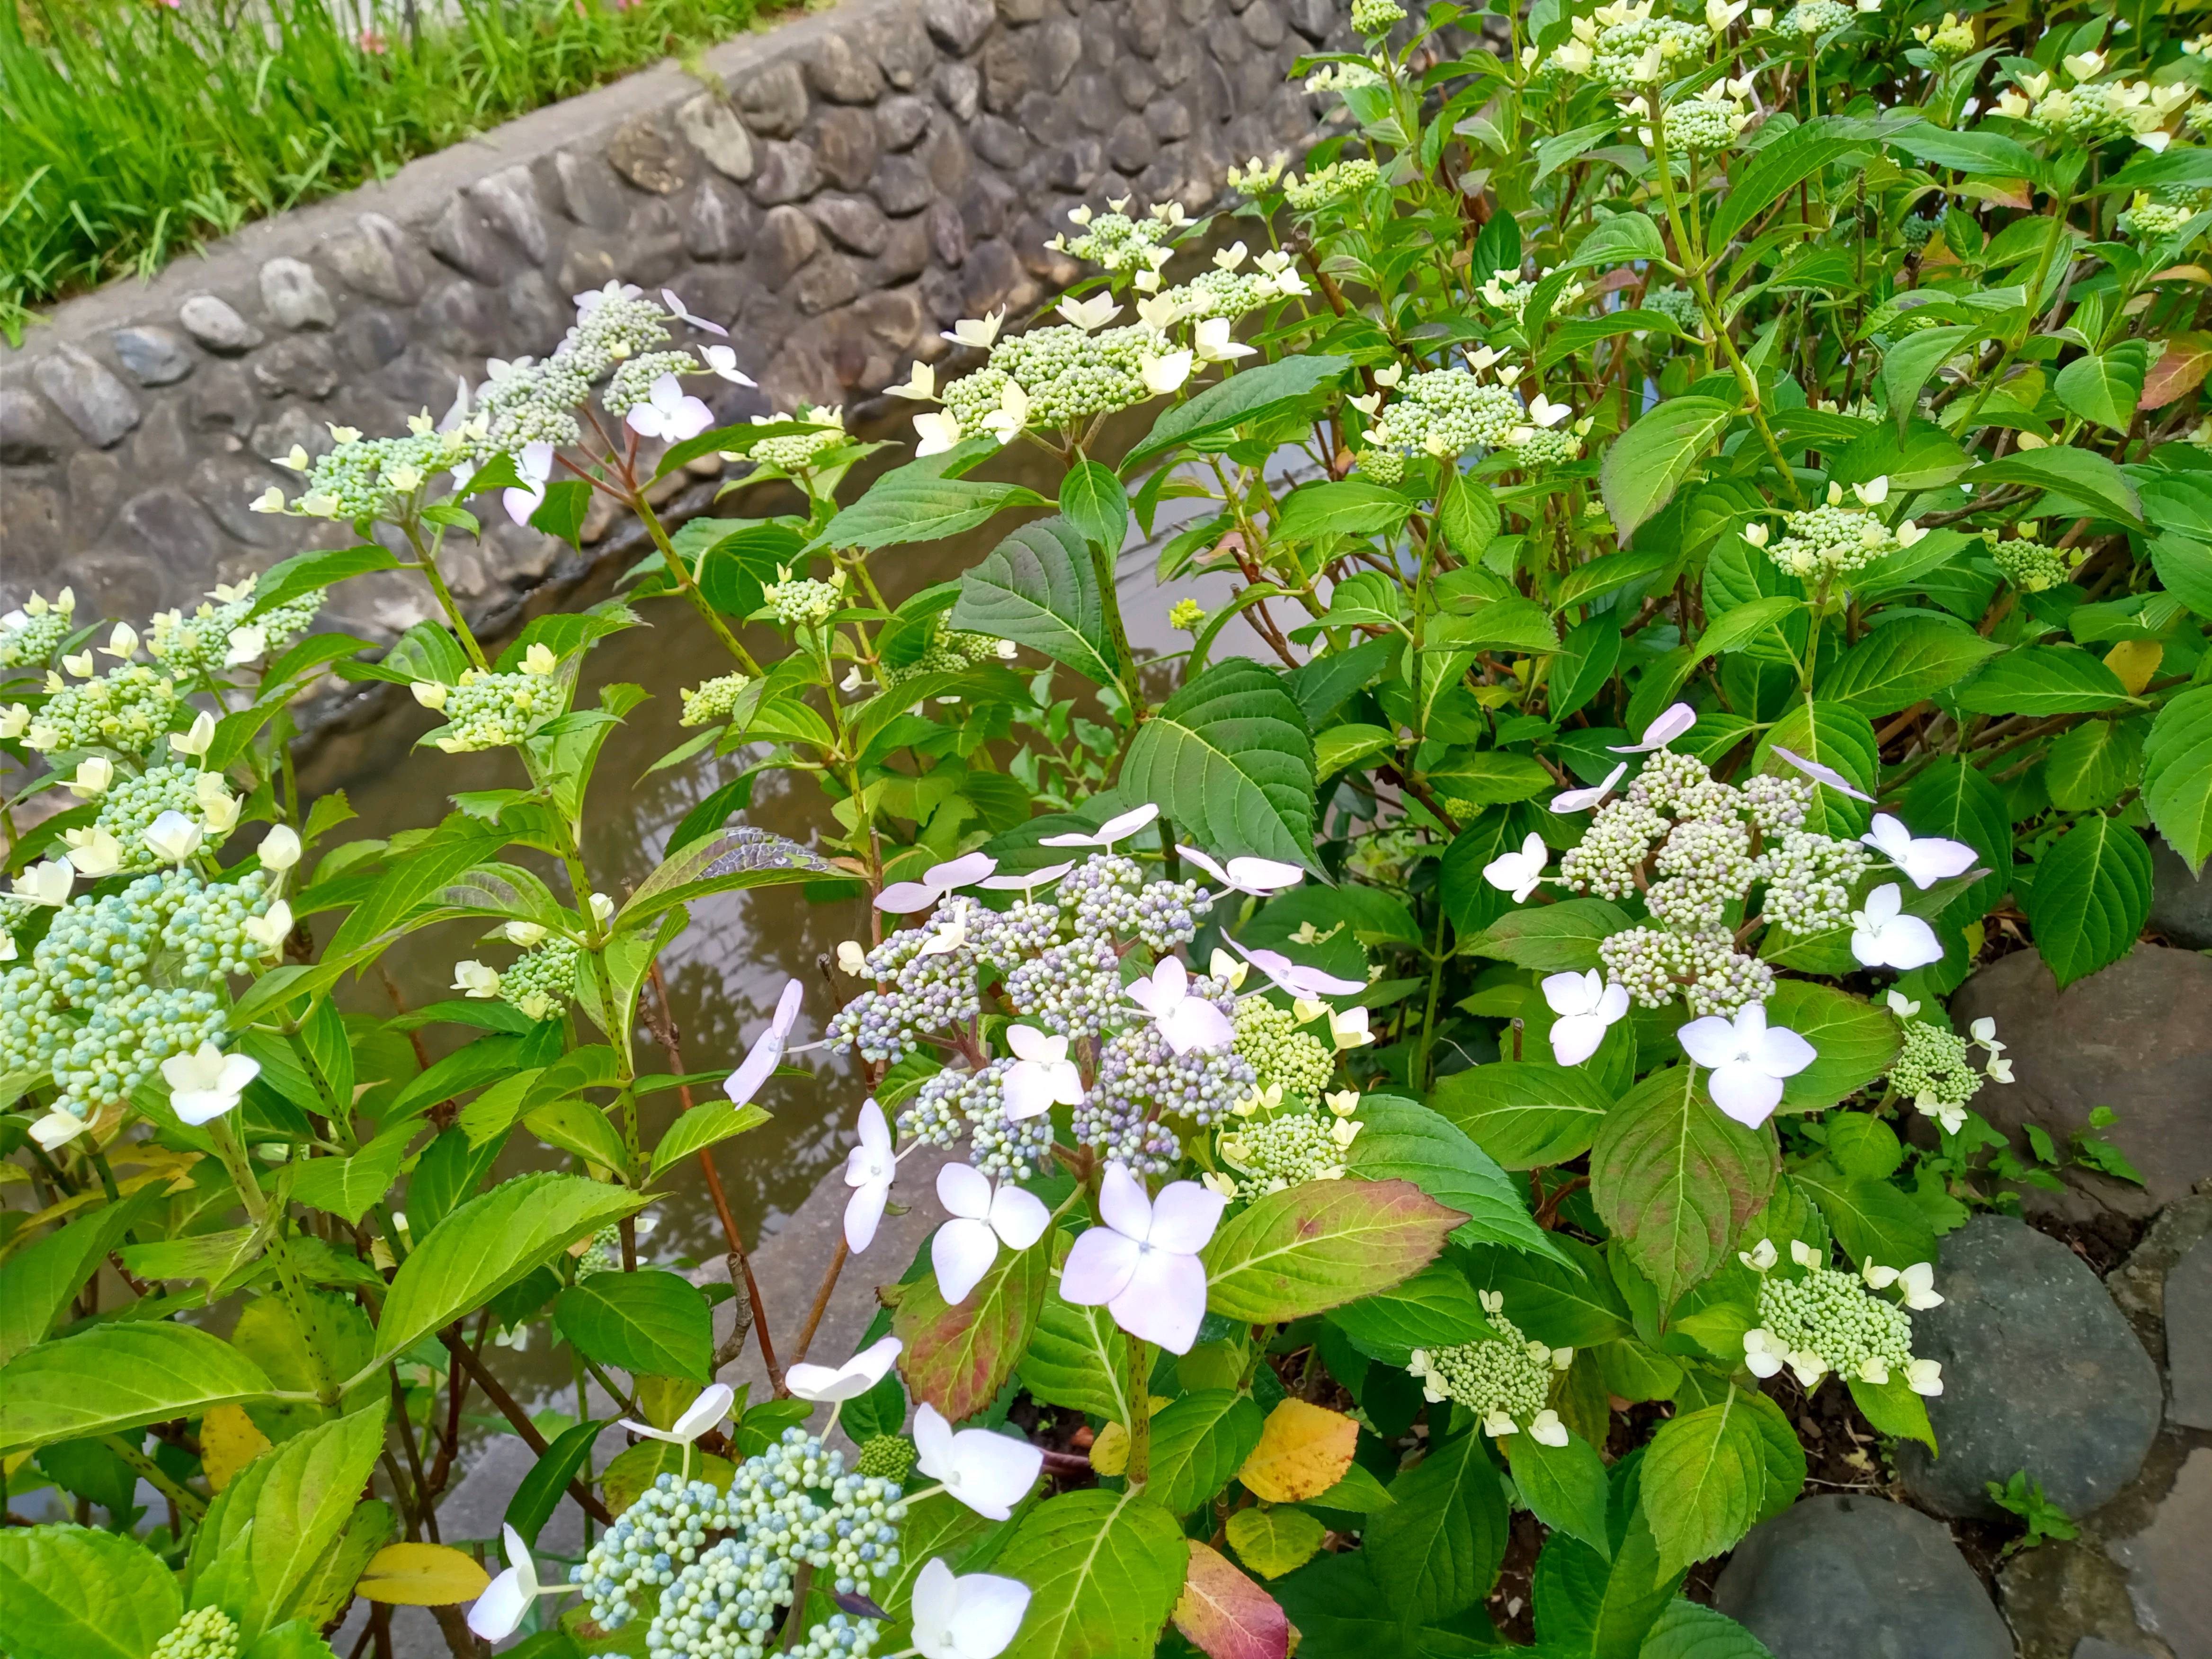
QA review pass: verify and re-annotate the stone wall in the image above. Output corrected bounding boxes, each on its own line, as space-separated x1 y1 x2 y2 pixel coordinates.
0 0 1343 647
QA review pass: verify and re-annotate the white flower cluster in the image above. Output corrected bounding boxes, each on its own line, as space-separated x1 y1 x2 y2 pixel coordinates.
71 765 239 879
1545 1 1711 85
0 589 78 668
1048 199 1183 274
1213 1089 1362 1198
1910 10 1974 56
19 663 181 757
1882 992 2009 1134
1282 158 1381 210
1633 82 1755 151
148 585 321 678
1739 1238 1942 1395
1350 0 1405 34
1362 363 1569 461
1995 57 2194 150
744 407 848 475
1407 1292 1573 1441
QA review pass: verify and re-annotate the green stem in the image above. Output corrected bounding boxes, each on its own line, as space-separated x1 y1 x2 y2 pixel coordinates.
102 1434 208 1520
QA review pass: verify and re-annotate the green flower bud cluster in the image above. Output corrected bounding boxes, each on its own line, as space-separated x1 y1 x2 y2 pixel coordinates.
1601 924 1775 1016
1407 1304 1558 1427
856 1435 918 1482
1369 369 1524 458
1889 1017 1980 1122
292 428 473 519
429 667 560 753
606 352 706 418
0 592 77 667
1303 60 1383 95
1659 95 1748 152
1899 214 1938 251
1785 0 1857 34
148 591 322 677
1061 210 1174 273
480 357 591 449
877 624 1015 690
954 323 1162 435
151 1607 241 1659
1989 534 2071 592
1168 598 1207 632
1174 266 1274 321
1505 425 1585 471
24 665 180 757
1283 158 1380 210
1766 501 1898 580
1752 1259 1915 1385
2019 81 2167 146
91 765 222 874
1217 1108 1347 1196
0 867 276 1117
2118 195 2195 241
1588 14 1708 83
749 408 847 474
680 672 753 727
1912 11 1973 56
1232 998 1336 1101
500 939 580 1021
575 1223 625 1278
1349 0 1403 30
762 578 844 629
1354 446 1406 483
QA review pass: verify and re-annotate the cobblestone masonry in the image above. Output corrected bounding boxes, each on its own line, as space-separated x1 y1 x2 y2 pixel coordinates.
0 0 1347 657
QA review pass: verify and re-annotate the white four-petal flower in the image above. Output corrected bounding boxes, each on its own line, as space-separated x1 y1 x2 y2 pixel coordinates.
1677 1002 1816 1127
1125 957 1234 1055
1541 970 1630 1066
726 978 805 1108
910 1557 1033 1659
701 344 756 385
1861 813 1978 890
1003 1024 1083 1120
660 288 730 336
620 1382 733 1445
161 1043 261 1125
1481 832 1548 903
1848 883 1944 971
785 1335 904 1403
1058 1162 1224 1354
503 441 555 527
844 1098 900 1252
931 1164 1052 1304
912 1402 1044 1521
625 375 714 442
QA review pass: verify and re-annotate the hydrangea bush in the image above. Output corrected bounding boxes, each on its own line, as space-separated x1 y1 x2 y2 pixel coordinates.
5 0 2212 1655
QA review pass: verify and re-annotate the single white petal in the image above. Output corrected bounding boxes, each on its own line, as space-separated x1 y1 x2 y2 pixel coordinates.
911 1558 961 1659
467 1568 532 1641
1222 856 1305 893
1710 1062 1784 1127
1097 1161 1153 1240
937 1161 996 1222
1750 1021 1817 1078
1059 1226 1143 1307
1176 846 1231 885
943 1572 1031 1659
913 1402 955 1479
1609 701 1696 752
1144 1180 1227 1253
845 1180 891 1252
669 1382 734 1441
1549 1011 1606 1067
1677 1014 1741 1070
932 1216 1003 1305
1158 997 1235 1054
1597 983 1631 1025
1108 1246 1210 1354
857 1097 893 1157
934 1422 1044 1520
1005 1024 1065 1064
1542 969 1604 1019
875 880 941 913
988 1184 1052 1251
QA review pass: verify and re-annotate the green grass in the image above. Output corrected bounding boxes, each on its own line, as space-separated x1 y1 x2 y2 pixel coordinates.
0 0 773 342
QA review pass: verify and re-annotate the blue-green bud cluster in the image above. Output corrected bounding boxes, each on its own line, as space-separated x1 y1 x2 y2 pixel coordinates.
0 867 275 1117
1060 854 1208 955
150 1606 241 1659
1643 286 1705 333
148 592 322 677
24 665 180 756
898 1056 1054 1178
1368 370 1524 458
1231 999 1335 1101
480 357 591 449
0 593 78 667
500 939 580 1021
91 766 222 874
1088 1003 1256 1171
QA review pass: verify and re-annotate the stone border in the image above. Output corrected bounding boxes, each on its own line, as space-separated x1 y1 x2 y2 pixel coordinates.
0 0 1344 664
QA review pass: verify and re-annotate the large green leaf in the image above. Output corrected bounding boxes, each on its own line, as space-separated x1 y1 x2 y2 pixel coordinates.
290 1122 416 1226
1638 1600 1780 1658
1532 1520 1684 1659
819 470 1051 553
2054 342 2150 432
1431 1060 1615 1170
1461 1235 1633 1349
891 1235 1050 1422
2024 813 2153 988
1953 646 2138 715
1961 447 2144 530
1899 756 2013 914
650 1101 770 1178
1505 1429 1612 1558
0 1324 274 1454
554 1269 713 1382
1122 355 1349 472
1364 1429 1511 1622
188 1406 389 1641
1822 616 1999 714
998 1488 1188 1659
1275 480 1416 544
1589 1067 1776 1306
1148 1390 1267 1516
371 1173 646 1369
1793 1160 1937 1273
1020 1291 1143 1428
1118 658 1319 874
1690 596 1803 667
1344 1095 1559 1258
1752 700 1879 835
1325 1264 1498 1363
1204 1178 1462 1322
948 516 1118 686
1638 1389 1803 1576
505 1420 607 1548
1710 117 1875 248
1061 459 1130 551
2145 685 2212 872
1465 897 1635 972
0 1188 160 1366
0 1525 182 1659
1602 398 1733 542
1764 982 1900 1112
1880 325 1986 432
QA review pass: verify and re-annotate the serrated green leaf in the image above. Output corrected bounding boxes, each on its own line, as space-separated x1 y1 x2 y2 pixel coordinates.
1765 982 1900 1112
650 1101 769 1178
1604 398 1733 542
1275 479 1415 544
1507 1430 1612 1558
1823 616 1999 714
1344 1095 1561 1259
947 516 1117 686
1204 1179 1462 1322
1325 1264 1498 1363
1149 1390 1267 1516
819 470 1050 553
1364 1429 1510 1622
0 1324 274 1454
1431 1059 1615 1170
1637 1599 1780 1658
1122 355 1349 472
1118 658 1319 874
1953 646 2138 716
2024 813 2152 987
1020 1291 1142 1428
2145 686 2212 872
0 1526 181 1659
2054 343 2150 433
891 1235 1050 1423
998 1488 1187 1659
554 1270 712 1382
1467 897 1635 971
1962 447 2144 530
1793 1160 1938 1273
1638 1388 1802 1576
1590 1067 1776 1306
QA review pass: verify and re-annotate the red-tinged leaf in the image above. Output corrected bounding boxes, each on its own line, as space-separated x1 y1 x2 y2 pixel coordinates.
889 1239 1049 1421
1589 1066 1777 1306
1202 1178 1463 1323
1172 1542 1290 1659
2143 332 2212 410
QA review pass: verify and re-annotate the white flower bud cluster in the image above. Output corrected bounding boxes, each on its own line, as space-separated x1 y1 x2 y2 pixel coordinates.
0 590 78 667
1601 924 1775 1015
1354 445 1406 483
287 426 480 520
1654 91 1752 151
479 356 592 448
1282 158 1381 209
1055 205 1177 272
607 352 708 418
1765 500 1901 580
0 868 277 1119
1561 3 1710 84
1996 71 2194 147
150 1607 241 1659
575 1475 738 1630
1367 369 1525 458
1217 1107 1350 1196
560 286 680 378
1406 1297 1570 1438
1231 998 1337 1101
2119 194 2195 240
1504 424 1587 471
998 933 1126 1038
1910 10 1974 56
680 672 753 728
1632 749 1741 821
877 626 1014 690
941 324 1160 437
1647 815 1757 930
22 665 180 756
900 1058 1055 1178
747 408 847 474
148 590 322 678
1350 0 1405 33
1740 772 1811 833
1303 59 1384 94
1888 1017 1980 1130
1560 799 1670 898
1785 0 1857 31
86 766 230 876
427 665 560 753
1749 829 1871 936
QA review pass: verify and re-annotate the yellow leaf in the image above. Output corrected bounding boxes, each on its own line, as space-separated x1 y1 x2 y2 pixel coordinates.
1225 1505 1325 1579
1238 1399 1358 1503
1087 1396 1171 1477
200 1404 271 1492
2104 639 2162 697
356 1543 491 1605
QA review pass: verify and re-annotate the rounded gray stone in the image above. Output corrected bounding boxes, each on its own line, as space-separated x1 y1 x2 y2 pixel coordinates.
1896 1217 2160 1521
1713 1495 2012 1659
178 294 264 355
2148 834 2212 950
924 0 994 54
111 326 195 387
0 387 66 465
259 257 337 330
737 62 811 140
751 140 823 205
33 345 142 447
324 212 426 303
2109 1449 2212 1659
677 93 756 181
2166 1233 2212 1429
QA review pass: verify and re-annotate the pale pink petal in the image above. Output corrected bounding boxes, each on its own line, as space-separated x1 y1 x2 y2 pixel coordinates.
1059 1226 1142 1308
988 1185 1052 1251
1597 982 1632 1025
932 1217 1002 1305
725 1026 783 1108
1000 1065 1060 1120
928 851 999 891
875 881 941 913
1097 1161 1152 1240
1176 846 1231 885
1160 997 1234 1054
767 977 804 1039
1711 1063 1784 1126
1144 1180 1226 1253
937 1161 995 1222
1005 1024 1061 1064
1109 1248 1209 1354
1223 856 1305 892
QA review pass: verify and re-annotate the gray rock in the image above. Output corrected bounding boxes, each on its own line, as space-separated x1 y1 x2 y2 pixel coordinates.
111 326 194 387
34 345 141 447
128 398 193 475
187 363 260 436
961 237 1024 312
2149 835 2212 950
1240 0 1284 45
250 336 342 401
878 93 933 151
0 480 66 577
428 195 512 285
757 205 823 290
926 199 969 266
66 450 121 529
1115 55 1159 108
935 60 982 120
336 307 408 374
853 285 927 350
1145 94 1193 138
116 486 220 571
2168 1235 2212 1429
502 270 568 356
189 455 294 547
677 93 755 181
751 140 823 205
924 0 994 53
870 153 935 216
997 0 1045 21
419 281 507 359
870 10 935 88
608 116 692 194
468 166 550 263
376 346 469 417
811 194 892 255
1044 136 1105 191
793 252 863 315
178 294 264 355
686 178 757 262
0 387 66 464
1107 111 1158 172
737 62 811 139
1952 945 2212 1219
981 33 1031 110
1283 0 1331 35
972 114 1030 168
2110 1449 2212 1658
1713 1495 2012 1659
1125 0 1167 54
872 216 929 283
816 106 882 191
2071 1642 2154 1659
1035 18 1083 88
555 151 633 230
324 213 427 303
810 33 886 102
260 257 337 330
1896 1217 2160 1521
